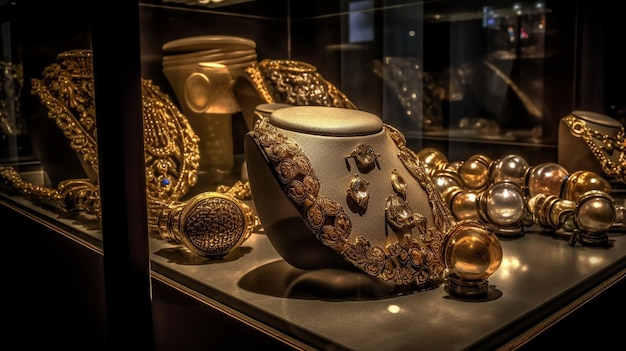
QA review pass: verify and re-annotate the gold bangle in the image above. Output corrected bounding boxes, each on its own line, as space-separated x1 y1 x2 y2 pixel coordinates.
154 184 257 258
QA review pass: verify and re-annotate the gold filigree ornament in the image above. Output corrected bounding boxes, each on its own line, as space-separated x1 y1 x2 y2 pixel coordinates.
1 49 255 257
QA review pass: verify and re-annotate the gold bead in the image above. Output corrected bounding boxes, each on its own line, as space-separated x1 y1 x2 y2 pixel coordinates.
448 189 479 221
575 190 616 233
444 221 502 280
489 154 529 186
458 154 492 191
524 162 569 199
562 170 611 201
416 147 448 177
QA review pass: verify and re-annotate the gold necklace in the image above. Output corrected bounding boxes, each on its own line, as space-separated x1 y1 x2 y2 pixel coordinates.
243 59 358 109
250 116 456 286
2 49 200 219
563 114 626 182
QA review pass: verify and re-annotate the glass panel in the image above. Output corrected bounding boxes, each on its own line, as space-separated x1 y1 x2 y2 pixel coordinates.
0 0 102 248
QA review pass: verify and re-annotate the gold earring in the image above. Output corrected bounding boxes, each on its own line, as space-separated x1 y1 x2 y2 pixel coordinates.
346 174 369 214
345 144 380 173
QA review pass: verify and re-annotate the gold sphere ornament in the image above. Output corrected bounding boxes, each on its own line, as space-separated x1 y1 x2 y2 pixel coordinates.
575 190 616 234
477 181 526 235
523 162 569 199
489 154 529 186
444 220 503 297
458 154 493 191
416 147 448 177
570 190 616 246
431 169 463 195
445 187 479 221
561 170 612 202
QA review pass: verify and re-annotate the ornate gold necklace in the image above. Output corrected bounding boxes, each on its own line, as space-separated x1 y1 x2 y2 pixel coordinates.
563 114 626 183
251 115 468 286
244 59 357 109
1 49 200 220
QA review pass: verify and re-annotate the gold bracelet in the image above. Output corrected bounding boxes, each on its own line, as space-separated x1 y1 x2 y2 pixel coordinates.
0 165 101 216
563 114 626 182
152 181 257 258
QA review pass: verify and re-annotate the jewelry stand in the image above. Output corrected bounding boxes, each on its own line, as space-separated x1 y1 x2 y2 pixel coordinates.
164 62 240 184
244 105 456 297
558 110 624 177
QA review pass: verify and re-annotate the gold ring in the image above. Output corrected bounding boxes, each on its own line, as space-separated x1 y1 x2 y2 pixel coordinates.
157 191 255 258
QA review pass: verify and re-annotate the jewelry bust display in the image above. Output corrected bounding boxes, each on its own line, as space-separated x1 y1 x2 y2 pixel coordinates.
245 105 502 296
559 110 626 182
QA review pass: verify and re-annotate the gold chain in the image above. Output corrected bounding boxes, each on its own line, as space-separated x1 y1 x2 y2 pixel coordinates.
0 165 101 216
563 115 626 182
216 180 252 200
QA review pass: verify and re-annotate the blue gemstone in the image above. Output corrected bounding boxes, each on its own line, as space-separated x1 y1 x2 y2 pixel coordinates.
161 179 171 186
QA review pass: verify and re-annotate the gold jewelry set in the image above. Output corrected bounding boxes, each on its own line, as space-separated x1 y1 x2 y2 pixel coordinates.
250 114 491 287
0 49 254 258
4 47 622 285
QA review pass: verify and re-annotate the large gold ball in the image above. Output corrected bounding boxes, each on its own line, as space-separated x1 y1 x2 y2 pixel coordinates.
416 147 448 177
444 220 503 281
449 190 479 221
562 170 611 201
489 154 529 186
459 154 492 191
524 162 569 199
575 190 616 233
479 181 525 227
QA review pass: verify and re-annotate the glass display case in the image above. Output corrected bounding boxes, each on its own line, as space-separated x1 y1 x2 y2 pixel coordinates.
2 0 626 350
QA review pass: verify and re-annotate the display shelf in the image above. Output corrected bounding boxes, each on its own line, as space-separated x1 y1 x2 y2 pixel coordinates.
5 180 624 349
148 209 626 350
0 170 102 249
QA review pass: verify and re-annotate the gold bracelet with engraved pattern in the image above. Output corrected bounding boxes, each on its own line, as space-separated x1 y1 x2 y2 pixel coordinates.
150 180 257 258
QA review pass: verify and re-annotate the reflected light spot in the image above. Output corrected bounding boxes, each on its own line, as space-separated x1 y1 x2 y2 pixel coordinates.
588 256 603 265
497 256 528 279
388 305 400 314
